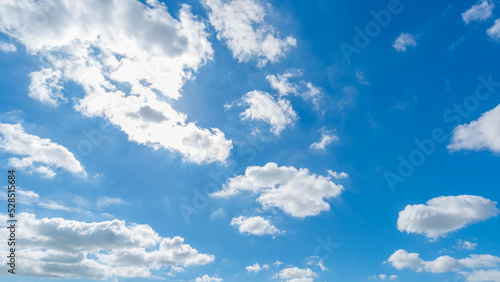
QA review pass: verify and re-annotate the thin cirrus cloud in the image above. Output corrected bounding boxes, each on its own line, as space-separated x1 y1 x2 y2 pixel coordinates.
397 195 499 239
0 212 214 279
212 162 344 218
201 0 296 66
448 104 500 153
231 216 283 236
240 90 298 135
0 123 85 178
0 0 232 164
462 0 494 24
392 33 417 52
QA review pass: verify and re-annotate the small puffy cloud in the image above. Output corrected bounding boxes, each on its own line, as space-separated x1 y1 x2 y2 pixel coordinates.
305 256 327 271
327 170 348 179
201 0 296 66
0 123 85 178
212 162 344 218
488 19 500 39
456 240 478 251
459 255 500 269
246 262 270 273
392 33 417 52
0 0 232 164
266 70 323 109
387 250 461 273
466 269 500 281
310 128 339 152
449 104 500 152
0 213 214 279
240 90 297 135
0 42 16 52
195 275 223 282
276 267 317 282
370 274 398 280
397 195 498 239
462 0 494 24
231 216 282 236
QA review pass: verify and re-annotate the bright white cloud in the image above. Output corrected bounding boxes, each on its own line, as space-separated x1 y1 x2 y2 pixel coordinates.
488 19 500 39
462 0 494 24
212 162 344 218
310 128 339 151
240 90 297 135
456 239 478 251
0 123 85 178
0 0 232 164
276 267 317 282
392 33 417 52
195 275 223 282
449 104 500 153
397 195 498 239
231 216 282 236
246 262 270 273
327 170 348 179
459 255 500 269
0 41 15 52
466 269 500 282
201 0 296 66
0 212 214 279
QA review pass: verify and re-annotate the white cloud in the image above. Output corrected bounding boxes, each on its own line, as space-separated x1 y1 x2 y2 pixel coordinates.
0 0 232 164
327 170 348 179
370 274 398 280
240 90 297 135
28 68 66 106
0 41 15 52
387 250 461 273
392 33 417 52
276 267 317 282
266 70 323 108
195 274 223 282
0 123 85 178
397 195 498 239
466 269 500 282
305 256 328 271
231 216 282 236
456 239 478 251
0 212 214 279
449 104 500 152
310 128 339 151
96 196 129 208
462 0 494 24
488 19 500 39
212 162 344 218
246 262 270 273
459 255 500 268
201 0 296 66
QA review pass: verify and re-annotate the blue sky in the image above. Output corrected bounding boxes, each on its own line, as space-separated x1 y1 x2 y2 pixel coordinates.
0 0 500 281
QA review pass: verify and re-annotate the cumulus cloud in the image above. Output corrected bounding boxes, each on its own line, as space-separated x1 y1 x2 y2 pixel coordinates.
0 123 85 178
195 274 223 282
488 19 500 39
0 213 214 279
265 70 323 107
392 33 417 52
201 0 296 66
246 262 270 273
449 104 500 152
276 267 317 282
0 0 232 164
466 269 500 282
212 162 344 218
456 239 478 251
240 90 297 135
327 170 348 179
462 0 494 24
231 216 282 236
0 41 15 52
397 195 499 239
310 128 339 151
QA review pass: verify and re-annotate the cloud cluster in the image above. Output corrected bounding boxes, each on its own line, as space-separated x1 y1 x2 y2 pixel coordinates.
201 0 296 66
0 123 85 178
266 70 323 107
276 267 317 282
397 195 498 239
231 216 283 236
0 213 214 279
246 262 270 273
0 0 232 164
392 33 417 52
212 162 344 218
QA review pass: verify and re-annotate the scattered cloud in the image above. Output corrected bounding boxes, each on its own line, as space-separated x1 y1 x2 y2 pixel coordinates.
96 196 129 208
231 216 283 236
246 262 270 273
201 0 296 66
0 41 16 52
212 162 344 218
392 33 417 52
0 123 85 178
195 275 223 282
0 213 214 279
275 267 317 282
397 195 498 239
462 0 494 24
370 274 398 280
266 70 323 107
240 90 297 135
456 239 478 251
310 128 339 152
449 104 500 153
327 170 349 179
465 269 500 281
488 19 500 39
0 0 232 164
